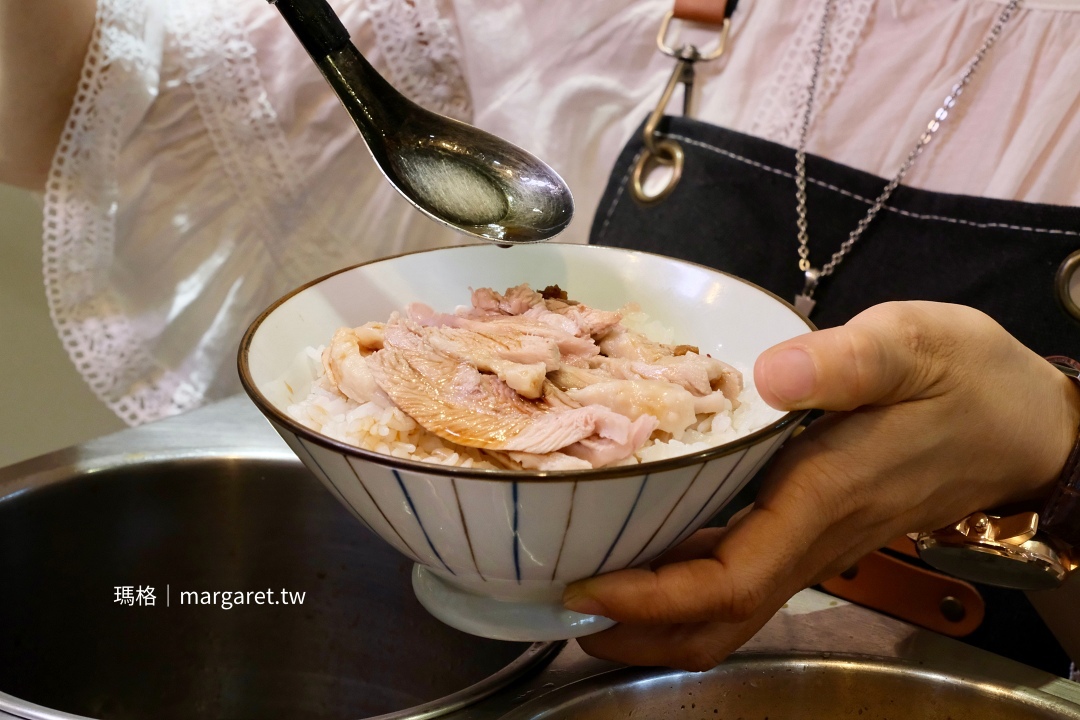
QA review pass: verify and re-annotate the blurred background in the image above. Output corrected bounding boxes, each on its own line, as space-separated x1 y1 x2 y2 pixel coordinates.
0 185 124 466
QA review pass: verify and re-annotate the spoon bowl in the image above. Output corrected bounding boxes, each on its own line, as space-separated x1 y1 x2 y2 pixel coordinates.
272 0 574 244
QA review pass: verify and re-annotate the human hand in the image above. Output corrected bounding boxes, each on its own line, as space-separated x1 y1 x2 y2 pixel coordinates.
563 301 1080 670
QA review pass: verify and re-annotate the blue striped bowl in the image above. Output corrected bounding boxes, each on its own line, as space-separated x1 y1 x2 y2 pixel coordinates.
239 243 812 641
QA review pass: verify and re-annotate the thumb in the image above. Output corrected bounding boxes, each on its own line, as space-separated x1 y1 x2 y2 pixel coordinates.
754 302 949 411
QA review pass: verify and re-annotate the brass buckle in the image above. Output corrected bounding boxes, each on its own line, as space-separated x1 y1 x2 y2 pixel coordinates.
631 138 685 205
656 10 731 62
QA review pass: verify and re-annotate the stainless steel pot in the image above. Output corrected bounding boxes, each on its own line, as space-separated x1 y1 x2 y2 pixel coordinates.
498 655 1080 720
0 426 556 720
4 397 1080 720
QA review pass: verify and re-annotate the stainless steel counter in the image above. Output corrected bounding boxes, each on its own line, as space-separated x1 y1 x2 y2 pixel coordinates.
2 396 1078 719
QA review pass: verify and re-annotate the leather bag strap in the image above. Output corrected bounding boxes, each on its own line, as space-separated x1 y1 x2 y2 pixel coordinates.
819 543 986 638
672 0 736 26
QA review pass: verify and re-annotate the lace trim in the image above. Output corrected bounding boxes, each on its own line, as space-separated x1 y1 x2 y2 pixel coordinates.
42 0 198 427
170 0 306 260
366 0 473 121
750 0 874 147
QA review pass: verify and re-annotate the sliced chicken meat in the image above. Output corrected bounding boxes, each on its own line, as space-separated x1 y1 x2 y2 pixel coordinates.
592 353 743 406
469 284 543 316
547 364 610 391
466 284 623 339
566 379 697 437
562 415 659 468
444 315 600 362
322 327 390 404
500 451 593 472
384 315 560 399
321 284 744 469
367 344 657 462
596 324 676 364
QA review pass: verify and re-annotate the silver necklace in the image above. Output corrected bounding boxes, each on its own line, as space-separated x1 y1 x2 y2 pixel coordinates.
792 0 1022 317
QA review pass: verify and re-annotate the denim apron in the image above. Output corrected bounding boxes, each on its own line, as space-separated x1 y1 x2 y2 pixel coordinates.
590 116 1080 675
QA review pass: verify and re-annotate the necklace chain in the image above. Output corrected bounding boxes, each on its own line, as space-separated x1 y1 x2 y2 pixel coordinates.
793 0 1021 315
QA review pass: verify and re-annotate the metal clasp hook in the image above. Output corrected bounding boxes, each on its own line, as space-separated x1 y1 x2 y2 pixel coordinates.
631 59 690 205
631 11 732 205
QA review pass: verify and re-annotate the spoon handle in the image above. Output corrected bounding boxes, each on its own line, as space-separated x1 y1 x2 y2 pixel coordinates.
268 0 409 146
266 0 351 57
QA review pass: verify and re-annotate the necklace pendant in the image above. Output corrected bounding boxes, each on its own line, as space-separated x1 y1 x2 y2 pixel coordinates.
794 293 817 317
794 268 821 316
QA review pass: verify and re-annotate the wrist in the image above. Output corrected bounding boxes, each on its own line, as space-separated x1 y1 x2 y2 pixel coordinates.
911 356 1080 591
1039 357 1080 547
1013 357 1080 507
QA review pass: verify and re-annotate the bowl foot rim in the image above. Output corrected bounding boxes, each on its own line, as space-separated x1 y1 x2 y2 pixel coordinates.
412 565 615 642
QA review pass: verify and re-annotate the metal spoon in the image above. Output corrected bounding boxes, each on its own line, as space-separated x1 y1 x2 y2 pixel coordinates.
269 0 574 244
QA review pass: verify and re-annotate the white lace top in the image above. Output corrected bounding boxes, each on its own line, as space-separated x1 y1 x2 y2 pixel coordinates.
47 0 1080 425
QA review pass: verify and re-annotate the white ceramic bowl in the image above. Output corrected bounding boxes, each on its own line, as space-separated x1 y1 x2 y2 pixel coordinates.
239 243 812 641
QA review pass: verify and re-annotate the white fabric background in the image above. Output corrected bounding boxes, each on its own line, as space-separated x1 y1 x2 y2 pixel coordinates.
43 0 1080 424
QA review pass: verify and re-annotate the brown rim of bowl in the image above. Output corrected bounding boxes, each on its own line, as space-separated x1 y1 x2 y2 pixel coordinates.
238 243 816 483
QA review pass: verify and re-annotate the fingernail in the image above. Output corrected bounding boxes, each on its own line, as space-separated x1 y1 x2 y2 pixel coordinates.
765 348 816 403
563 592 608 617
